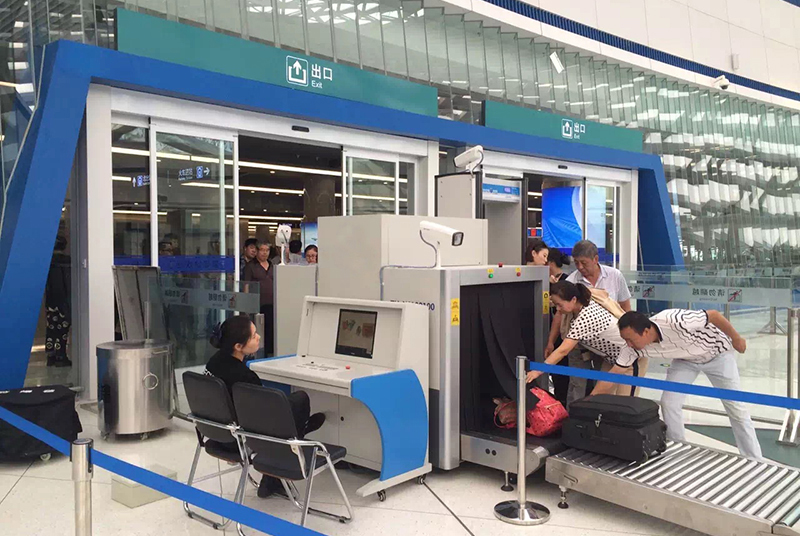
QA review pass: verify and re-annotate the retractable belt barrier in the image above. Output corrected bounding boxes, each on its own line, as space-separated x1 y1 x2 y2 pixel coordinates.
528 361 800 410
0 405 326 536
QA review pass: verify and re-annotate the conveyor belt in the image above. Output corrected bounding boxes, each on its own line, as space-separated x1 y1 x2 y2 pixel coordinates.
545 441 800 536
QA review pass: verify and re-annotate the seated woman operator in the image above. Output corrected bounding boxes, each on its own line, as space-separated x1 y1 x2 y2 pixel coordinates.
205 315 325 498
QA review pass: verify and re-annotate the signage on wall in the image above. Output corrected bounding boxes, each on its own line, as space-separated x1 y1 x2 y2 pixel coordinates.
626 283 791 308
482 101 643 153
482 181 520 203
131 174 150 188
286 56 333 89
116 9 437 117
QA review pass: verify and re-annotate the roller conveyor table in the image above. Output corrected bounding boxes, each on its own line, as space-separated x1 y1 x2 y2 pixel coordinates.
545 441 800 536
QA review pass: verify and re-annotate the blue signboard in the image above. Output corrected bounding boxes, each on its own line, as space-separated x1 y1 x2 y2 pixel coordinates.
114 255 235 273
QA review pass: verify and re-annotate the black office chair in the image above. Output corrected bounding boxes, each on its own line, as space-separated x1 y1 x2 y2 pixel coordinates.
182 371 254 530
232 383 353 531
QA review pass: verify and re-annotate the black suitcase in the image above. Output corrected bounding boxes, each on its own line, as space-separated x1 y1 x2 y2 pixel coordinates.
0 385 82 461
562 394 667 463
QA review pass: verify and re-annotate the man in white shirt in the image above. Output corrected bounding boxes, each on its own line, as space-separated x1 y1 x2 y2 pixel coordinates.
545 240 633 401
596 309 762 460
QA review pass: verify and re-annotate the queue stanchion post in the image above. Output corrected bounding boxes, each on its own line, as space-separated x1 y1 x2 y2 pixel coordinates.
494 356 551 526
71 438 94 536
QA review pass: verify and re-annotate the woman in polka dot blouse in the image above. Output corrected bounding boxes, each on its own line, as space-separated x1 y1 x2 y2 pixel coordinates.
526 281 630 406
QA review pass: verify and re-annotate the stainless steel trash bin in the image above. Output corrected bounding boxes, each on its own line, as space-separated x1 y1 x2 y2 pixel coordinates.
97 340 174 437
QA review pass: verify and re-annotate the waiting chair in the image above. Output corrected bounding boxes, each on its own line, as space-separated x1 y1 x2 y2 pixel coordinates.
182 371 254 530
232 383 353 532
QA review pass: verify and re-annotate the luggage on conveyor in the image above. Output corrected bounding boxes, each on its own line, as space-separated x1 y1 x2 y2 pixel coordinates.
0 385 82 461
562 394 666 463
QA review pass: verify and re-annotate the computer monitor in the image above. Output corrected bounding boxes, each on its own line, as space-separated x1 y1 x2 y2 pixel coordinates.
335 309 377 359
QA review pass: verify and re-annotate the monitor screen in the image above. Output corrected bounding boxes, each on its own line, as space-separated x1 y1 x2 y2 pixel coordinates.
335 309 378 359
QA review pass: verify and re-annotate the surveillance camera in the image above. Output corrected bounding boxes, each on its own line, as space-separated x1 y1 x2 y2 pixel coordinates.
420 221 464 247
712 75 730 91
275 224 292 247
454 145 485 172
419 221 464 268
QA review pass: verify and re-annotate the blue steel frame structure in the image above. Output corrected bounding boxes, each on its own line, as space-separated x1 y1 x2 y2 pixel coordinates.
0 40 681 389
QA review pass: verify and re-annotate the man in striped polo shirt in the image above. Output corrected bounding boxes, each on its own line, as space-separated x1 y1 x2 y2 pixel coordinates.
595 309 762 460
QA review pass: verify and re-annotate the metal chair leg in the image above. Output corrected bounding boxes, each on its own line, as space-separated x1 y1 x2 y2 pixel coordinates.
325 455 353 523
184 443 249 531
300 450 318 527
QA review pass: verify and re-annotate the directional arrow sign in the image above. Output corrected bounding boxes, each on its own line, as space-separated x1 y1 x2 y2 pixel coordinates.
286 56 308 87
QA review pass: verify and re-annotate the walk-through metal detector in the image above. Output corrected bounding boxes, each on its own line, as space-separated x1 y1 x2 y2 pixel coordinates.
436 148 529 266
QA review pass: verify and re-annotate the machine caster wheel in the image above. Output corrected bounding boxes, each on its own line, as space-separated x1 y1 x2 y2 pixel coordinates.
417 475 426 485
140 433 149 441
39 453 51 462
377 491 386 502
100 432 110 441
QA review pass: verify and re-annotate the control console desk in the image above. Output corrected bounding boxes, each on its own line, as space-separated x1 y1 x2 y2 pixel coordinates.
250 296 431 499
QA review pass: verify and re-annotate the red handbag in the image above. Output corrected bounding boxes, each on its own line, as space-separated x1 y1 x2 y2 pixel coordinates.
493 388 568 437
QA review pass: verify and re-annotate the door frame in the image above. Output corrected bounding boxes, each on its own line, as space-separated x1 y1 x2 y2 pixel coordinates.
481 149 637 271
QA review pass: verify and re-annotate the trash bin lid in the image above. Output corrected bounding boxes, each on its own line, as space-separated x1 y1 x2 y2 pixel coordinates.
96 340 173 359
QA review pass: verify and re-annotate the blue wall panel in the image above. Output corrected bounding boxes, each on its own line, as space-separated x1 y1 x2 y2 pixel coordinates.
0 40 682 389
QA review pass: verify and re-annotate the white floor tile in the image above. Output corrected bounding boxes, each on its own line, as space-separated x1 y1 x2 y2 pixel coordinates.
223 463 449 516
426 463 698 536
235 493 467 536
0 474 21 503
463 516 701 536
0 459 32 477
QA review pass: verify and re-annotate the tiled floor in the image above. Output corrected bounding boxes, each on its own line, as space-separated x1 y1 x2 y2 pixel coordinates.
0 374 749 536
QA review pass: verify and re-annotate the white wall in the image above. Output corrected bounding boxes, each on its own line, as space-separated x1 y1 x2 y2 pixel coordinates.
439 0 800 111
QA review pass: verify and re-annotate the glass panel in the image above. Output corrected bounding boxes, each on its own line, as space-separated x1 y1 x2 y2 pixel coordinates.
26 158 76 386
564 52 582 116
399 162 414 215
346 156 396 215
500 33 521 103
483 27 505 102
113 125 152 265
586 184 617 266
306 0 333 58
380 0 407 77
155 132 234 367
424 9 448 85
533 42 555 110
357 0 383 71
517 38 538 107
550 47 568 112
175 0 208 27
332 0 359 66
276 0 306 52
246 0 276 45
445 14 472 123
211 0 242 35
402 1 428 83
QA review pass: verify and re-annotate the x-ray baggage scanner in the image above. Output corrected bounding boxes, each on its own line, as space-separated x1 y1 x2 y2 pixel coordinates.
250 296 431 499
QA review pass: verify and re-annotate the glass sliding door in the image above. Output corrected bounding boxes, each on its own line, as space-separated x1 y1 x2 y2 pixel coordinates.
152 129 236 368
585 181 620 268
344 151 399 215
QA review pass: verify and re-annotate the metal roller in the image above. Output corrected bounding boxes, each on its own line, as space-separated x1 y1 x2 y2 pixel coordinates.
546 441 800 536
672 453 741 496
668 453 740 495
743 469 795 516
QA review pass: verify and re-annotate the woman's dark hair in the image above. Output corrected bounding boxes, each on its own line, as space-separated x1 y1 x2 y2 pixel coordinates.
551 281 591 306
525 238 549 263
617 311 655 335
210 315 253 354
548 249 570 268
304 244 318 255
